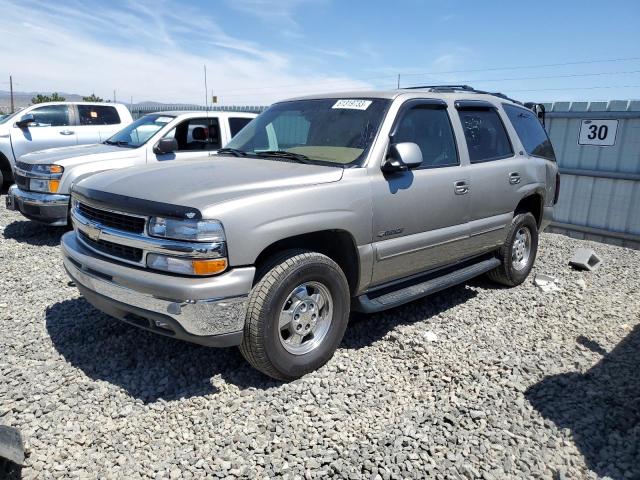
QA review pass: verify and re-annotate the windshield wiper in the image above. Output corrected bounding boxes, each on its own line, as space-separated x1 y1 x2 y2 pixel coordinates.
255 150 312 163
215 147 247 157
104 140 130 147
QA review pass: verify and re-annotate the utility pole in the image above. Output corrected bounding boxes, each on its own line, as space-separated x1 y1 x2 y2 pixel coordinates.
113 90 116 103
9 75 15 113
204 65 209 110
397 74 400 89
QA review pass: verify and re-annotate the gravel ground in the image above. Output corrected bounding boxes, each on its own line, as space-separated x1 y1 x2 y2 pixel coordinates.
1 206 639 480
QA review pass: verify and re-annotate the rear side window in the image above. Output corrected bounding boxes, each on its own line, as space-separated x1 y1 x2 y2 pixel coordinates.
503 104 555 161
229 117 252 137
458 109 513 163
393 106 458 168
29 105 70 127
78 105 121 125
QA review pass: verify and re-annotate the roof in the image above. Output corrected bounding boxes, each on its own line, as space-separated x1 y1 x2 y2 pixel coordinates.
286 86 524 106
149 110 258 117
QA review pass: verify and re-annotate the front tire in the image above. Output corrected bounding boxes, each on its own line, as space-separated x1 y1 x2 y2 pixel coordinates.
239 250 350 381
487 212 538 287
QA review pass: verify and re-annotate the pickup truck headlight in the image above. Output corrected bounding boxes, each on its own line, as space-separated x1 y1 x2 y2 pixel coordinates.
147 254 228 276
148 217 225 242
32 164 64 175
30 178 61 193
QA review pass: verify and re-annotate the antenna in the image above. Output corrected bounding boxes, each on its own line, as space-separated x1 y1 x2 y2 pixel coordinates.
204 65 209 112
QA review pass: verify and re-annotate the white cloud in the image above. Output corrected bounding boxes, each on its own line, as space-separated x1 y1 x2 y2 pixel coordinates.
0 0 370 105
226 0 321 35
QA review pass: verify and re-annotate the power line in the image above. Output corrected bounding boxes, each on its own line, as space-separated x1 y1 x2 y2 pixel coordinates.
215 70 640 99
214 56 640 95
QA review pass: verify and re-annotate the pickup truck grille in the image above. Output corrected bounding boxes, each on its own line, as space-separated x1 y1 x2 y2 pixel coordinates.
78 203 146 234
15 175 29 190
78 231 143 263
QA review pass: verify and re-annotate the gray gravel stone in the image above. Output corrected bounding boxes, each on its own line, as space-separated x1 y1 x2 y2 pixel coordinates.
1 207 639 479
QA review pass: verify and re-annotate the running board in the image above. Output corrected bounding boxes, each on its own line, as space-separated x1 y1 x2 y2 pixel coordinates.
354 257 501 313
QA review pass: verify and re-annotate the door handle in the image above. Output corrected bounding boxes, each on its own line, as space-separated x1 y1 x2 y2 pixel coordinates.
509 172 521 185
60 130 75 136
454 180 469 195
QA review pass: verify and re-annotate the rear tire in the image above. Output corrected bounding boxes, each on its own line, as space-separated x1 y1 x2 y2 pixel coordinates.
239 249 350 381
487 212 538 287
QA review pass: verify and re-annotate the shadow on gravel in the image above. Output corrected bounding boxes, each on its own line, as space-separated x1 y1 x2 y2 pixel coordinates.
2 220 66 246
343 284 476 349
526 325 640 480
0 460 22 480
45 298 283 403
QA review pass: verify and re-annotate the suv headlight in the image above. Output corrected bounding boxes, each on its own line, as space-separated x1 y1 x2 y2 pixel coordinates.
32 164 64 175
30 178 61 193
148 217 225 242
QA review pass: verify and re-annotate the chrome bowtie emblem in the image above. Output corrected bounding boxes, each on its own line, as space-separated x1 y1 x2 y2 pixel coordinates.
85 222 101 241
185 212 196 219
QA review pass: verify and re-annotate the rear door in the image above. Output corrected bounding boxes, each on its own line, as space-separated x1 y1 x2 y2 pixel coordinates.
10 104 77 159
457 100 533 251
76 104 123 144
369 99 471 286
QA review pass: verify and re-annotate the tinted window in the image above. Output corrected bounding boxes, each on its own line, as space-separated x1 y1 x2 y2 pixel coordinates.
393 106 458 168
458 109 513 163
30 105 70 127
164 118 221 151
106 114 173 148
503 104 555 161
229 117 252 137
78 105 121 125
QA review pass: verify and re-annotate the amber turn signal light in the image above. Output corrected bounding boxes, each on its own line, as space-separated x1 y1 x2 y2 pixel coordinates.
192 258 228 275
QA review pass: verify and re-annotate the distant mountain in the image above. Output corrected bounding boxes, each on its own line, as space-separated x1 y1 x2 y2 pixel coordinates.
0 90 86 109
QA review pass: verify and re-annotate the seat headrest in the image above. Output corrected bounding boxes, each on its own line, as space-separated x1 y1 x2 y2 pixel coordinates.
192 127 207 141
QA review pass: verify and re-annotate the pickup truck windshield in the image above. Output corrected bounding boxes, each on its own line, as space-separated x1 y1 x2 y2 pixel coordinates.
105 114 175 148
224 98 390 166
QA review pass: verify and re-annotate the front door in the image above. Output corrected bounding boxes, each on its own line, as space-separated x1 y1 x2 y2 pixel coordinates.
369 100 471 286
152 117 222 162
11 104 77 159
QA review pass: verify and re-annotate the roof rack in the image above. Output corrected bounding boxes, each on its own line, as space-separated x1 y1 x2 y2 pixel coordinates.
401 84 523 105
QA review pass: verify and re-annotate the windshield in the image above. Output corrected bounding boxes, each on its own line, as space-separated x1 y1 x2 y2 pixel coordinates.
224 98 390 166
105 113 175 148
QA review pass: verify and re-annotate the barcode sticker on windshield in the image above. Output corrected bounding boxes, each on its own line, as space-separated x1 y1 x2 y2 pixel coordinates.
332 99 372 110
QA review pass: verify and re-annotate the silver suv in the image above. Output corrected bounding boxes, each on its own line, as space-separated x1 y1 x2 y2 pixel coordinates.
61 86 559 380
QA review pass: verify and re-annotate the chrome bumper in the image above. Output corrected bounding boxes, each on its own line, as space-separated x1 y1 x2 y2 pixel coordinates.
6 185 69 226
61 231 254 345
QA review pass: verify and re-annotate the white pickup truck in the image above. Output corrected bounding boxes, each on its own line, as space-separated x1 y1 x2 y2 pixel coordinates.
6 110 257 226
0 102 133 187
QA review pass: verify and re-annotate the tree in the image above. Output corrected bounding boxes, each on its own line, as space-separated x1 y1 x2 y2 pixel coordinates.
82 93 103 102
31 92 66 104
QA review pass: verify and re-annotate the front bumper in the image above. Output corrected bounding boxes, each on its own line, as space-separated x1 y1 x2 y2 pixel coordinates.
61 231 254 347
6 185 69 226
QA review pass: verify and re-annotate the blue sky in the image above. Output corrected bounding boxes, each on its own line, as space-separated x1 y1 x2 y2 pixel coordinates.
1 0 639 104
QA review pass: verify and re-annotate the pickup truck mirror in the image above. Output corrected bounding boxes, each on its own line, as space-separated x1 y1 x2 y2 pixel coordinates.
15 114 35 129
381 142 423 174
153 138 179 155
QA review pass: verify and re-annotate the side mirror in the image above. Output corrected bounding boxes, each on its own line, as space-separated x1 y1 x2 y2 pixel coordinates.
381 142 423 174
15 114 35 129
153 138 179 155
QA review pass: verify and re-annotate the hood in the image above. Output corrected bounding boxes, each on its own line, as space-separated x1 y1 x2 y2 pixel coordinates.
74 156 344 213
18 143 137 168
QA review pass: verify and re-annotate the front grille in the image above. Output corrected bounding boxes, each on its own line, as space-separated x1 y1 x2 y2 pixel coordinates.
15 161 34 172
15 175 29 190
79 231 143 263
78 202 146 234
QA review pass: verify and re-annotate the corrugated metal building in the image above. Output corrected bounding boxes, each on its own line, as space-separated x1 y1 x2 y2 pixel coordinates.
544 100 640 249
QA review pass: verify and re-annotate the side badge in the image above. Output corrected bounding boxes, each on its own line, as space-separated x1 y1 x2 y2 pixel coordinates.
377 228 404 238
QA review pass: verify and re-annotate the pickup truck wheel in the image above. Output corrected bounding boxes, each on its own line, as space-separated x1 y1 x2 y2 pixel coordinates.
487 212 538 287
240 249 350 381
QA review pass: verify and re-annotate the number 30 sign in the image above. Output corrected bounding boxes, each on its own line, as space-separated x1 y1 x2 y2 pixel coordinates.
578 119 619 146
